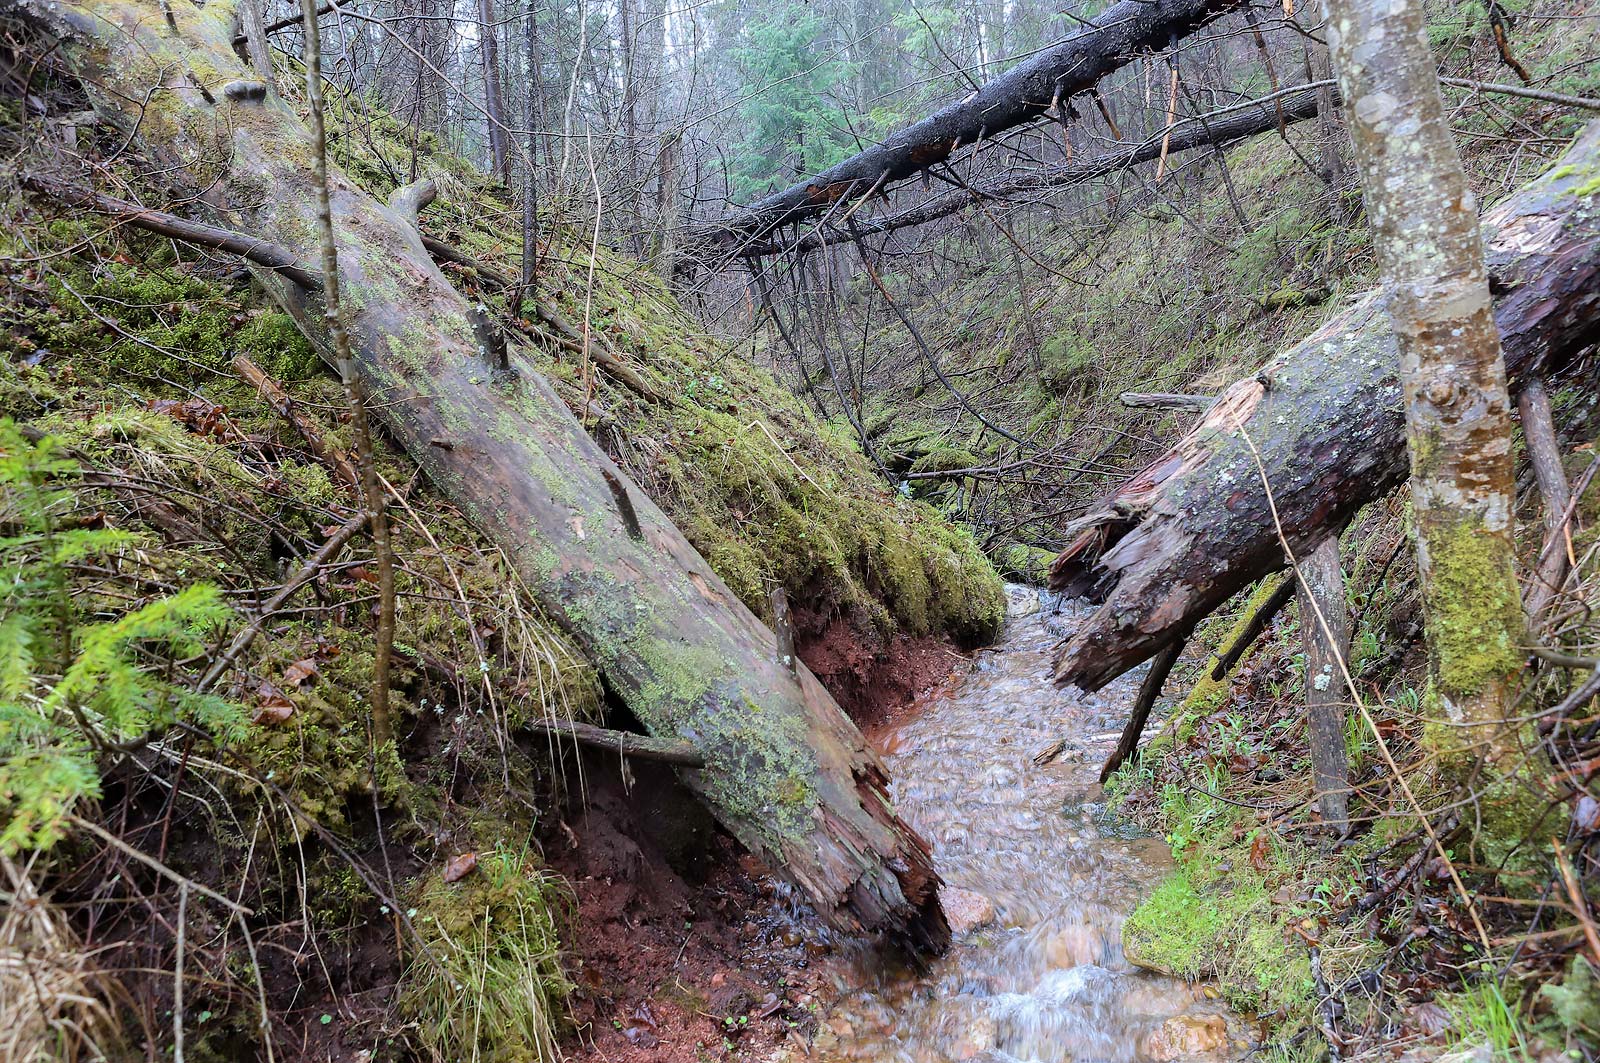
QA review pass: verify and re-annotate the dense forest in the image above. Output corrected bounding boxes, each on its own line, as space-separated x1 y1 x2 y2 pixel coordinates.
1 0 1598 1059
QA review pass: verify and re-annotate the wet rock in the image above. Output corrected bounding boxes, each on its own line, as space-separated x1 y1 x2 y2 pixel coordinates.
1142 1013 1229 1060
953 1013 998 1059
1044 923 1106 968
943 887 997 934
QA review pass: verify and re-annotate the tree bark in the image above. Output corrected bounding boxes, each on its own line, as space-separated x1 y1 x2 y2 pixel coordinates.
1295 537 1350 829
1049 124 1600 693
29 0 947 945
693 0 1238 249
477 0 511 181
1322 0 1524 761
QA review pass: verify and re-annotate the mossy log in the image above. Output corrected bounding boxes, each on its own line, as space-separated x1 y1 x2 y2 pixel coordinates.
1050 123 1600 691
27 0 946 944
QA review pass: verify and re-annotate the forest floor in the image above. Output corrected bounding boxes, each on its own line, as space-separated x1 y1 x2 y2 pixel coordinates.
555 635 971 1063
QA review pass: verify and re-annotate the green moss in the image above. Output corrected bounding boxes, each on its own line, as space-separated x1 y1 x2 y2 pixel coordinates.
1418 516 1523 708
400 848 571 1063
1122 872 1223 977
907 447 980 475
1125 870 1313 1020
994 542 1055 584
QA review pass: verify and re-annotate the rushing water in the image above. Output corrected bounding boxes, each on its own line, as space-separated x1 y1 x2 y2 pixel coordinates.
812 585 1248 1063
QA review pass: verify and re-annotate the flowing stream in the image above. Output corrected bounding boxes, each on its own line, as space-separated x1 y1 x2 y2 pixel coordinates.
812 585 1249 1063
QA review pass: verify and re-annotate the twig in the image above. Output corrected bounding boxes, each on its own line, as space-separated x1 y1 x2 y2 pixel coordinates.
173 883 187 1063
232 354 360 489
67 814 252 915
529 719 705 767
198 511 369 693
1552 839 1600 969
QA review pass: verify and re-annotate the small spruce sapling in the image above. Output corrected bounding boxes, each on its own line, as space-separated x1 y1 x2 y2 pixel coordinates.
0 420 245 853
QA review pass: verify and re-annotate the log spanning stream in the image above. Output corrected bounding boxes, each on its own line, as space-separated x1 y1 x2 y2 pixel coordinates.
812 585 1249 1062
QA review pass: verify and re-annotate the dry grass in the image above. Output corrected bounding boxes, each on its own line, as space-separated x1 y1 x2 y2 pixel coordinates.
0 855 120 1063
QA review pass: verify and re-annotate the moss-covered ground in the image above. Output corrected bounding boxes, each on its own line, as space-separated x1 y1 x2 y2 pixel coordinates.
0 72 1001 1061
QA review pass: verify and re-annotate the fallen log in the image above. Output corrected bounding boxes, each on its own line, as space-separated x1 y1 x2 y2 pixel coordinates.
731 81 1326 257
26 0 946 944
1050 123 1600 691
695 0 1238 250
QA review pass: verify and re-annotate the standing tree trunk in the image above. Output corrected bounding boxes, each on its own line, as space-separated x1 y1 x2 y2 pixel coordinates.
1296 537 1350 828
519 0 540 294
477 0 510 181
1321 0 1524 762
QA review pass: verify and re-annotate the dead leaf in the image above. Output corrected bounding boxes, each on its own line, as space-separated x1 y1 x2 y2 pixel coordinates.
283 657 320 687
252 680 296 725
442 852 478 883
1249 832 1271 872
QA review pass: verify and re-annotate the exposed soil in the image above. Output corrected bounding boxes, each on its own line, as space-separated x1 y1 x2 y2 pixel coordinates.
556 624 968 1063
552 758 836 1063
792 609 970 732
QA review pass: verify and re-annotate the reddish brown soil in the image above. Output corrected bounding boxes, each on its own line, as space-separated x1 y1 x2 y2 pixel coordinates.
792 612 969 732
551 758 840 1063
556 623 970 1063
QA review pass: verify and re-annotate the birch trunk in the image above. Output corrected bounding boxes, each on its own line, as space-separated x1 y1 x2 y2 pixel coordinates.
1321 0 1524 762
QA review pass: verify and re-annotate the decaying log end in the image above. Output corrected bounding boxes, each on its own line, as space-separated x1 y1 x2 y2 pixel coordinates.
1048 123 1600 694
840 758 950 950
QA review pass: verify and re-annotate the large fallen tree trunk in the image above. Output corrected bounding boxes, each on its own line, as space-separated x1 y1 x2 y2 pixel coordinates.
694 0 1237 250
1049 123 1600 690
735 82 1331 257
23 0 946 945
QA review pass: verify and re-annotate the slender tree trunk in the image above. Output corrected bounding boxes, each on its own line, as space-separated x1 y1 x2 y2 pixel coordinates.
1321 0 1525 763
478 0 510 181
298 0 396 746
1296 537 1350 829
520 0 540 294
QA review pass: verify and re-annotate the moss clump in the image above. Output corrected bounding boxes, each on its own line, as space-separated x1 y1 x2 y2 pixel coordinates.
1038 333 1098 395
401 849 571 1063
907 447 980 476
1122 872 1222 977
1418 517 1523 705
1124 870 1313 1019
995 542 1056 584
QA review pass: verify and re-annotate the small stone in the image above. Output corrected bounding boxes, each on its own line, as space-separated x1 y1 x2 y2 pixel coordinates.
1142 1013 1229 1060
950 1013 997 1060
943 887 996 934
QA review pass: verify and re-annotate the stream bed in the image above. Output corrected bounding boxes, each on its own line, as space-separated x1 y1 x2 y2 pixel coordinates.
812 585 1251 1063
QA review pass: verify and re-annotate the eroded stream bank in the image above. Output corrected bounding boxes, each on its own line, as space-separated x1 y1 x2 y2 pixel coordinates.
814 585 1251 1063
